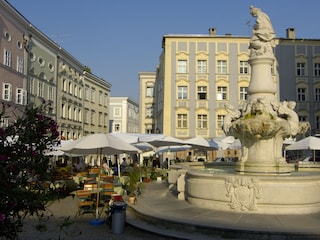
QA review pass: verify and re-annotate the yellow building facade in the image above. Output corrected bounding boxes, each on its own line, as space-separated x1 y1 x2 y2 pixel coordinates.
155 32 277 139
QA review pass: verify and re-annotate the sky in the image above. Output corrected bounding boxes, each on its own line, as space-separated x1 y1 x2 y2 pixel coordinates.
7 0 320 102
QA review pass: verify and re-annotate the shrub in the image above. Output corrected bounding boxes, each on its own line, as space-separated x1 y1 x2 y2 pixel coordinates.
0 101 60 239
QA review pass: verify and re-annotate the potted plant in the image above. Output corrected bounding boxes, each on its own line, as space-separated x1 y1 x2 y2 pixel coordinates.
127 166 142 204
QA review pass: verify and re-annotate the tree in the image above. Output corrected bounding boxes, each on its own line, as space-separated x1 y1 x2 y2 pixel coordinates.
0 100 60 239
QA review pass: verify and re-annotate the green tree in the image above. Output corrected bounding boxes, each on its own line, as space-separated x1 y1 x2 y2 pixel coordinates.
0 100 60 239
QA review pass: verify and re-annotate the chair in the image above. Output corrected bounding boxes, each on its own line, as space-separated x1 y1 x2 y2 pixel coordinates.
89 168 101 175
101 183 116 202
83 183 98 191
75 190 95 216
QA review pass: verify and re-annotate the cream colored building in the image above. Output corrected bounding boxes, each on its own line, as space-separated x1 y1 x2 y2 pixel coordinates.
149 27 320 139
138 71 156 133
109 97 139 133
82 71 111 135
154 29 268 139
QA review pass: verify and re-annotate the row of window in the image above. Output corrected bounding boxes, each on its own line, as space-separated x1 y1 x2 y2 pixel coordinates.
29 78 55 100
146 85 316 102
177 114 209 129
4 49 55 74
60 130 81 141
177 60 320 77
61 103 108 127
177 60 249 74
2 83 26 105
175 113 320 132
177 86 248 101
293 63 320 76
3 49 24 73
62 79 109 106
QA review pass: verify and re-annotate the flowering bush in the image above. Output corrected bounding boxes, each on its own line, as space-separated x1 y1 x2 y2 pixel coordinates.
0 101 60 239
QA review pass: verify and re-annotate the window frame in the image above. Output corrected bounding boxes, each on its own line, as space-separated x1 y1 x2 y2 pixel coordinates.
197 114 208 129
3 83 12 101
178 86 188 100
177 114 188 128
217 115 224 129
239 61 248 74
217 60 227 74
217 86 227 100
177 60 187 73
16 88 25 105
197 86 207 100
197 60 207 74
297 87 306 101
146 86 154 97
315 63 320 76
297 63 305 76
4 49 11 67
240 87 248 100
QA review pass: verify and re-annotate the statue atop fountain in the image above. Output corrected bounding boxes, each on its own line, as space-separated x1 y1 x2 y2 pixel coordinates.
223 6 309 173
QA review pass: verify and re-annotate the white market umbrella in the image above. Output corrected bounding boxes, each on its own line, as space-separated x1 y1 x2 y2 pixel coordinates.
61 133 140 155
61 133 140 220
109 132 139 144
184 136 218 150
45 140 82 157
285 136 320 163
146 136 185 147
137 133 165 143
285 136 320 151
212 136 239 150
156 145 192 153
228 139 241 150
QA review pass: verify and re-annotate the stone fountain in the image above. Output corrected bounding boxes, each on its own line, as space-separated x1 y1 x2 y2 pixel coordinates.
185 6 320 214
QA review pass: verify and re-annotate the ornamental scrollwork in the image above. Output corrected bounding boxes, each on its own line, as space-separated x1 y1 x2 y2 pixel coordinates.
225 177 260 211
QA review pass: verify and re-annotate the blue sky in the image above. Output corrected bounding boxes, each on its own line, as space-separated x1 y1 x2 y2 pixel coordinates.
7 0 320 102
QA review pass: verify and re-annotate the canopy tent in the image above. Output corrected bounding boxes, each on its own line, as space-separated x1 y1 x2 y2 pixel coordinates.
61 133 140 155
285 136 320 162
109 132 139 144
184 136 219 150
61 132 140 220
211 136 241 150
285 136 320 151
146 136 185 148
156 145 192 154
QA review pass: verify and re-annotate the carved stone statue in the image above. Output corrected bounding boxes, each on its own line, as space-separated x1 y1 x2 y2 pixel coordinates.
249 5 275 57
222 7 309 173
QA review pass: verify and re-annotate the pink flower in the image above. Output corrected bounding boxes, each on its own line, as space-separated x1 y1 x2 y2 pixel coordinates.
0 154 7 161
0 213 6 222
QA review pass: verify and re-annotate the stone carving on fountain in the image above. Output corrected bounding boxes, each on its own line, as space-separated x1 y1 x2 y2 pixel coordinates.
222 6 310 173
225 176 261 211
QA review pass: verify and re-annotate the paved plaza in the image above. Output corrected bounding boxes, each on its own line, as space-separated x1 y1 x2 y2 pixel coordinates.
19 181 320 240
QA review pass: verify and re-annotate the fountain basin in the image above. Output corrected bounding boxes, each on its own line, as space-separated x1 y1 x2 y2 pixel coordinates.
186 167 320 215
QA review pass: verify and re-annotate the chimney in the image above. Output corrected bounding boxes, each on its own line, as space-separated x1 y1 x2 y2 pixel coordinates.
286 28 296 39
209 28 216 36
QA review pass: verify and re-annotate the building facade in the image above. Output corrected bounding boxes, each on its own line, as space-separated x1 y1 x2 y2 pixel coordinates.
0 1 112 140
0 2 28 126
138 71 156 134
148 28 320 139
82 71 111 135
275 29 320 135
109 97 139 133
